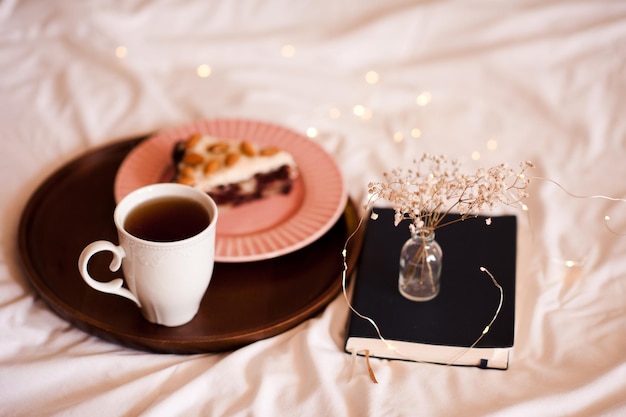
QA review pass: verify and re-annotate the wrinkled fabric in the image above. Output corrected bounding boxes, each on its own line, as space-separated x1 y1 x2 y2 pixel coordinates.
1 1 626 416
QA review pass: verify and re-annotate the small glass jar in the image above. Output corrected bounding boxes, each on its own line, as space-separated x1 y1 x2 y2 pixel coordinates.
398 228 443 301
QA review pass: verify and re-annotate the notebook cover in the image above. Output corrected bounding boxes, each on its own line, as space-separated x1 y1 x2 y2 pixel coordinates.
345 208 517 352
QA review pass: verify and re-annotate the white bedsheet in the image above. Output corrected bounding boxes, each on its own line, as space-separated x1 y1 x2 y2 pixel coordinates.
2 1 626 416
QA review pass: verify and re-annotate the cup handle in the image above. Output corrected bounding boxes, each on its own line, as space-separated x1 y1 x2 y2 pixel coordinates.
78 241 141 307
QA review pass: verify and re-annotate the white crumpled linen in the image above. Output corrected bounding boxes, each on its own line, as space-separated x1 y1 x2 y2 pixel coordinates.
1 1 626 416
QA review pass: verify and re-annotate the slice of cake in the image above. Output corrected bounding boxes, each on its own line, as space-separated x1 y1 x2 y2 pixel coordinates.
172 133 299 206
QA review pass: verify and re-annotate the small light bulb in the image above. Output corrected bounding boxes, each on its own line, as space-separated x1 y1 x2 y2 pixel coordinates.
196 64 212 78
353 105 365 117
281 44 295 57
365 71 379 84
115 46 128 58
329 107 341 119
416 91 432 106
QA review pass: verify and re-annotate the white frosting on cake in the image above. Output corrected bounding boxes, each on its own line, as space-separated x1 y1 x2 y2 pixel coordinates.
179 135 297 191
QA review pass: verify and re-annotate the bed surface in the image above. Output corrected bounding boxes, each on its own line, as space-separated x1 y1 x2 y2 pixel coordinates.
1 1 625 416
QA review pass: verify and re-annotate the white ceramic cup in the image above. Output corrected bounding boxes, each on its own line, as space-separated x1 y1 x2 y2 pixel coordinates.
78 183 218 327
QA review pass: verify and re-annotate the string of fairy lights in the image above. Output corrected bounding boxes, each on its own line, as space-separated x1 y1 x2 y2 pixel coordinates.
113 41 625 380
113 41 516 177
114 42 500 160
113 40 626 269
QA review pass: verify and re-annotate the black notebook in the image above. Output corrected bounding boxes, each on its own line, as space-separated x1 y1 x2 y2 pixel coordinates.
344 208 517 370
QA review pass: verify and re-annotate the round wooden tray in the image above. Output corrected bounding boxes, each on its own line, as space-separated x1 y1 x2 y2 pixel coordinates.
17 137 364 354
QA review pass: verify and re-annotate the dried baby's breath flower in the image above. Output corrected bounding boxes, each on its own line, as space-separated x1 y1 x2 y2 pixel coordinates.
368 154 533 231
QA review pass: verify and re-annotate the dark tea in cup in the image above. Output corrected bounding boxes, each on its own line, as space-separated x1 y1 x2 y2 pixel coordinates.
124 196 211 242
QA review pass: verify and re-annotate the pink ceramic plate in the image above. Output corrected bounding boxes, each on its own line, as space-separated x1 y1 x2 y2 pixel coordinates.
114 119 347 262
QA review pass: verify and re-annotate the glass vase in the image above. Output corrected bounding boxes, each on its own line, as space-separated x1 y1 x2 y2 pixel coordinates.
398 228 443 302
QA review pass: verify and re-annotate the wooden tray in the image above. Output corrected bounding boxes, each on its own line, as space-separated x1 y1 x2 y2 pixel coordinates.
17 137 364 354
